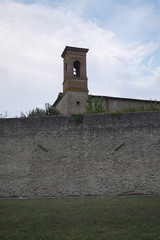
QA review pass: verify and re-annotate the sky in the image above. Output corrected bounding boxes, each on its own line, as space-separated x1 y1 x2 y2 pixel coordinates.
0 0 160 117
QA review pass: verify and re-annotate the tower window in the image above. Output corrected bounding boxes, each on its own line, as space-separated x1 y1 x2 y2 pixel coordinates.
73 60 80 77
65 63 67 70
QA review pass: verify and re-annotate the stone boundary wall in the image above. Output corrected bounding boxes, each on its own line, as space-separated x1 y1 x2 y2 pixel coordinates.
0 112 160 198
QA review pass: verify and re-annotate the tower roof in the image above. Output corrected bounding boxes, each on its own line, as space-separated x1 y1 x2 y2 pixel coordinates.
61 46 89 58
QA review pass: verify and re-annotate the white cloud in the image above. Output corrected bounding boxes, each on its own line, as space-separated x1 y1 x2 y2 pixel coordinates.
0 0 160 117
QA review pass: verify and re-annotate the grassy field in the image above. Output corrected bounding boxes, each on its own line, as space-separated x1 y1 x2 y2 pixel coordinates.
0 196 160 240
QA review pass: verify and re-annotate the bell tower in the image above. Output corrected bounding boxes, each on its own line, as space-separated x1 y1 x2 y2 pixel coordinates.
61 46 89 94
53 46 89 115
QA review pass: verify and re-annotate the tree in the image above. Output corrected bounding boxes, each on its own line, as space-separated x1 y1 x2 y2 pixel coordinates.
20 104 60 118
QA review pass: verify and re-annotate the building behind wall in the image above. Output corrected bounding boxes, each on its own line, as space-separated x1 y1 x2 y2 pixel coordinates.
53 46 160 114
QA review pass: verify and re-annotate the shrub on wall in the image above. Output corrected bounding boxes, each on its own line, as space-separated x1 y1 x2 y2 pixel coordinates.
20 104 60 118
86 95 105 114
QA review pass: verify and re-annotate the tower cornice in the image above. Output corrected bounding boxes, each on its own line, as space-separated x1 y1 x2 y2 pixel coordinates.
61 46 89 58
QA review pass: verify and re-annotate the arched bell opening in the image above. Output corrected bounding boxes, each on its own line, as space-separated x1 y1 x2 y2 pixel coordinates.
73 60 80 77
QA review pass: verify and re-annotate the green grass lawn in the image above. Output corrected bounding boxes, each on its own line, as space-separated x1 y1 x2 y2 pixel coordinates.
0 196 160 240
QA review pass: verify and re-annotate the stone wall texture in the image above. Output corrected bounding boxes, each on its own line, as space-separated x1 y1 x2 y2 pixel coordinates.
0 112 160 198
56 91 88 115
107 97 160 112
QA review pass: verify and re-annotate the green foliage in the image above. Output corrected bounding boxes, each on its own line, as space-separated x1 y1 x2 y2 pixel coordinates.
146 103 160 111
20 104 60 118
112 103 160 114
111 112 122 119
86 95 105 114
71 113 83 124
85 95 93 113
45 105 60 116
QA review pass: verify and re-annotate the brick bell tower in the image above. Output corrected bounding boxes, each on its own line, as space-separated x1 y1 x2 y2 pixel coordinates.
62 46 89 94
53 46 89 114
